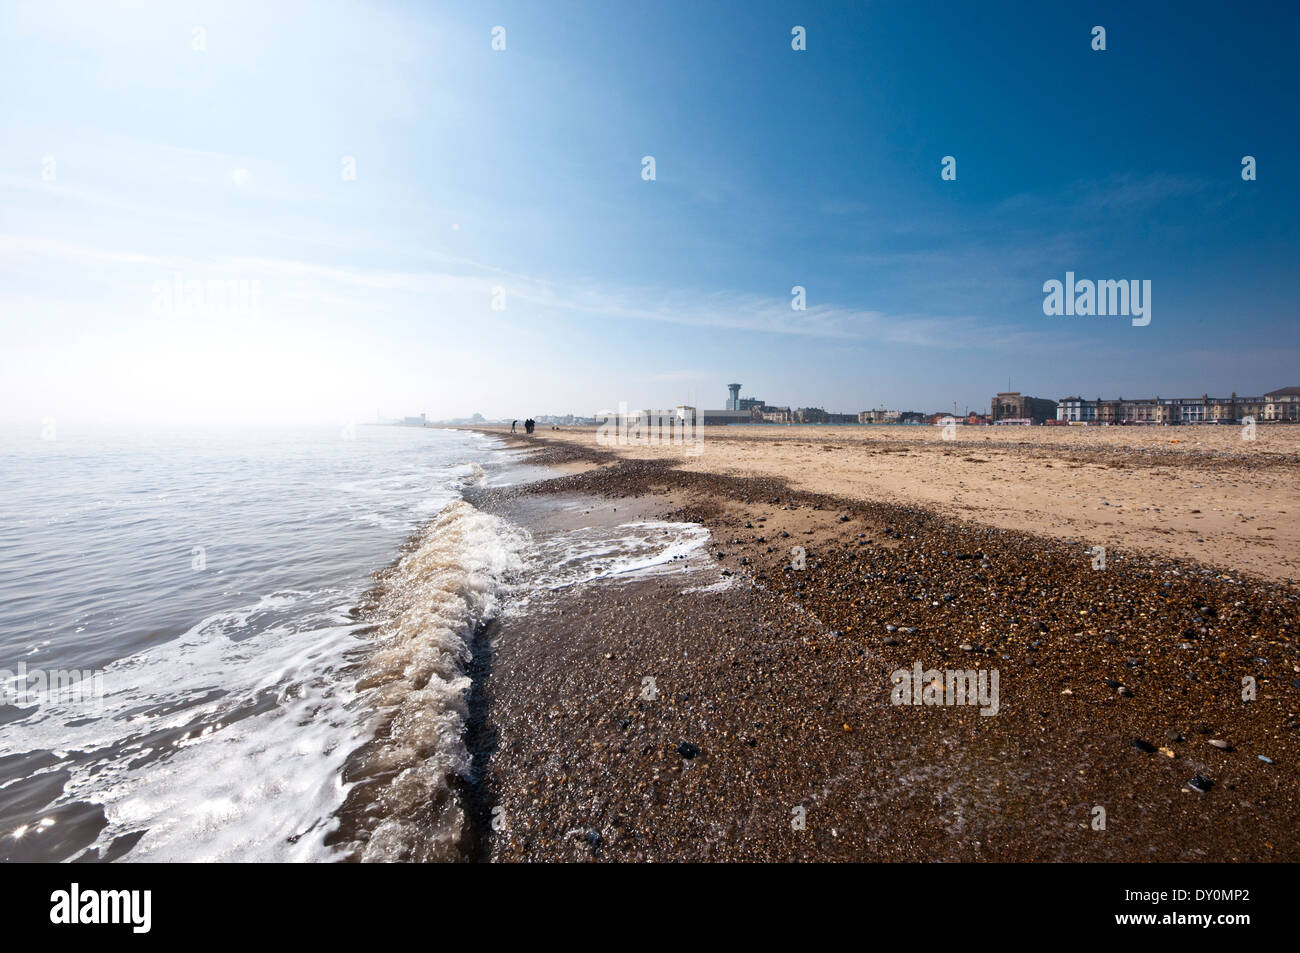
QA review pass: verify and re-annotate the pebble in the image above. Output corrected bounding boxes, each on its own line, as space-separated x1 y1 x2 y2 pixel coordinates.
1132 739 1157 754
1188 774 1214 793
1259 755 1274 764
1208 739 1233 750
677 741 700 759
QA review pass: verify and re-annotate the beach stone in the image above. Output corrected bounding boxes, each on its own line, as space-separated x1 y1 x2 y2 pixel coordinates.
1132 739 1157 754
1208 739 1233 750
677 741 699 759
1188 774 1214 793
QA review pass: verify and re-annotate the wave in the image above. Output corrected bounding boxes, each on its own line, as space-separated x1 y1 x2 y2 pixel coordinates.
330 500 526 862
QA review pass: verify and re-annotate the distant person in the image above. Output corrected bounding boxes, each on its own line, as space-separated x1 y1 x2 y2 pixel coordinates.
524 418 534 434
511 419 517 433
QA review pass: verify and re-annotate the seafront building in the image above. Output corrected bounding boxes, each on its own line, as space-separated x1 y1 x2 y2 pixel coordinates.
695 385 866 425
1056 388 1299 424
595 383 1300 433
991 392 1058 425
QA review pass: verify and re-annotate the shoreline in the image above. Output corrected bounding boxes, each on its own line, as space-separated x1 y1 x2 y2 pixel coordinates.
455 428 1299 861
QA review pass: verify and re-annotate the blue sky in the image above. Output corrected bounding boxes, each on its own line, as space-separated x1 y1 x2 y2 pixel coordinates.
1 0 1296 427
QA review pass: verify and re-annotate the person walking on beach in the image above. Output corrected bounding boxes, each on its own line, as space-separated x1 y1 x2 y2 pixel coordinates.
511 419 517 433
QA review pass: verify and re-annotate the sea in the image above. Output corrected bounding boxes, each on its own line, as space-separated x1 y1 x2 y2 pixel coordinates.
0 425 716 862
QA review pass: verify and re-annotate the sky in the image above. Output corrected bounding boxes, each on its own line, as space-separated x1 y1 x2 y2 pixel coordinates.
1 0 1297 429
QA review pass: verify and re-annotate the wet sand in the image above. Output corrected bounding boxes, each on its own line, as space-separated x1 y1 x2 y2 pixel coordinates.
460 430 1300 862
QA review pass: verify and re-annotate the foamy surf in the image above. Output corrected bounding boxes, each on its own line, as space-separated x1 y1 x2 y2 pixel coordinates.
3 591 370 863
331 499 526 862
527 521 713 591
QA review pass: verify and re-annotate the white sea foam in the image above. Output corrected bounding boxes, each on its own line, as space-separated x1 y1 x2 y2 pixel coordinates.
338 499 527 862
2 591 369 862
526 520 713 592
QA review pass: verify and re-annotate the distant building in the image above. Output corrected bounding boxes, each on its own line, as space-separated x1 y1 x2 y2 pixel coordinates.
991 392 1058 424
701 409 752 425
1056 388 1298 424
705 383 769 424
401 413 428 426
1265 386 1300 421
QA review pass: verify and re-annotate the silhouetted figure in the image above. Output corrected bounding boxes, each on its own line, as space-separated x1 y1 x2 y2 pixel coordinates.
524 418 535 434
511 419 517 433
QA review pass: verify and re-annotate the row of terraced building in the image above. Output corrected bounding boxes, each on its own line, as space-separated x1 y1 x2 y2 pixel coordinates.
1055 387 1300 424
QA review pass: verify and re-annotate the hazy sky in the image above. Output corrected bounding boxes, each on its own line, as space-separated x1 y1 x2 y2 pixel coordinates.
1 0 1297 429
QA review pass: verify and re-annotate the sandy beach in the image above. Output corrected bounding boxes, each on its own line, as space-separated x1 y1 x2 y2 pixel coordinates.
452 424 1300 861
489 424 1300 584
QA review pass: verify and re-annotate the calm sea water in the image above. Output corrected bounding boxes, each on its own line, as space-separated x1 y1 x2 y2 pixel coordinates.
0 425 510 861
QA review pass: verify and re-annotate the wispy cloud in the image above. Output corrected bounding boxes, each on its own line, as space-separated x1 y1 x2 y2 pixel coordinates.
0 232 1045 351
